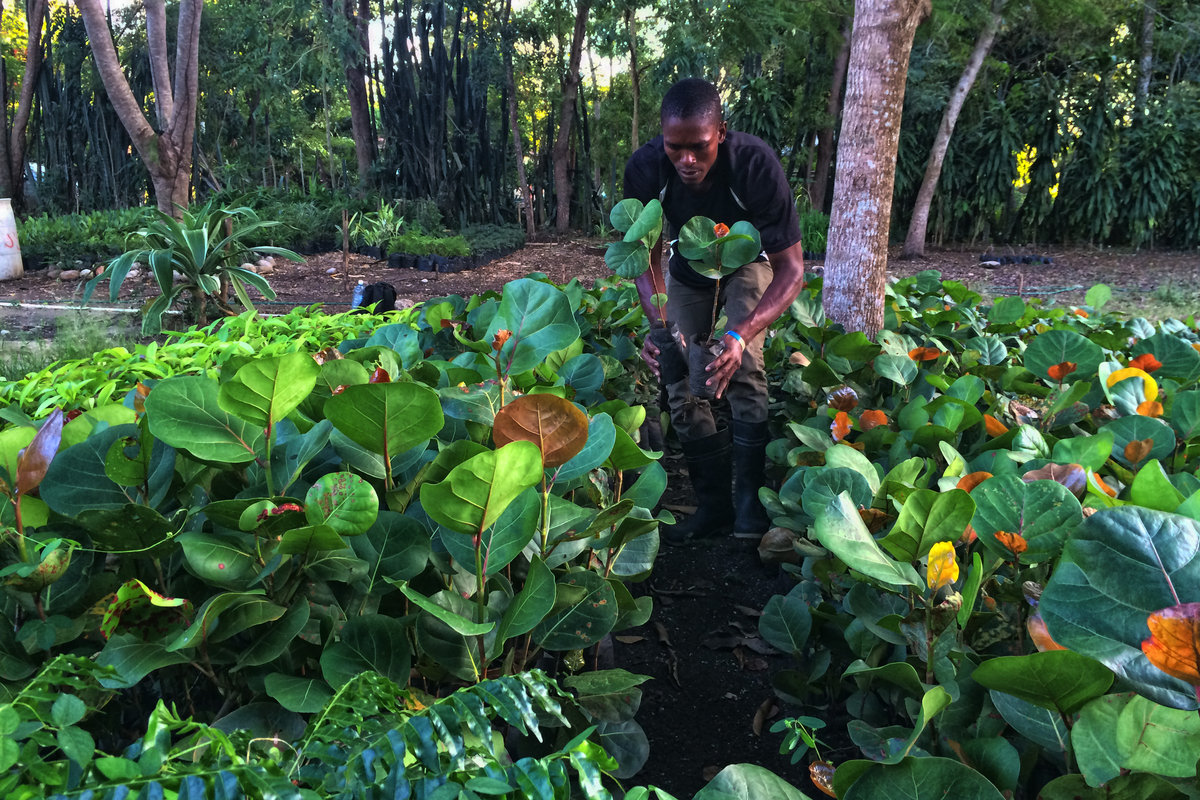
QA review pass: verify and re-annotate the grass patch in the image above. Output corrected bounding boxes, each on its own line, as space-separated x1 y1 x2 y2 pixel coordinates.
0 311 141 382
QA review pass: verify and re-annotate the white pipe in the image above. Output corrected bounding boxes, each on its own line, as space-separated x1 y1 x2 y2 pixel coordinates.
2 302 181 315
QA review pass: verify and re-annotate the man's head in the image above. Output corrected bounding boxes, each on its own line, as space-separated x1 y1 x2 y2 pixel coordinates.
661 78 725 188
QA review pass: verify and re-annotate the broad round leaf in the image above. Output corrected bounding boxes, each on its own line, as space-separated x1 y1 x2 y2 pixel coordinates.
217 353 319 428
609 198 644 233
319 615 411 688
145 376 263 463
486 279 581 377
622 198 663 246
305 472 379 535
1024 330 1103 383
1133 332 1200 382
970 474 1081 563
265 674 333 713
604 239 651 279
439 486 539 574
324 381 443 458
813 493 923 589
493 393 589 468
973 651 1114 714
841 757 1005 800
420 441 543 536
532 570 618 651
350 511 432 586
1103 415 1176 467
759 588 813 655
1041 506 1200 709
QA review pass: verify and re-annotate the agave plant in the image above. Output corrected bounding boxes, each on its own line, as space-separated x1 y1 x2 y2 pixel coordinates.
82 201 301 334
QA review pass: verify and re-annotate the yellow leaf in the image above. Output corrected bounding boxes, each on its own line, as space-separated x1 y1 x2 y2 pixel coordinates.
926 541 959 591
1106 367 1158 402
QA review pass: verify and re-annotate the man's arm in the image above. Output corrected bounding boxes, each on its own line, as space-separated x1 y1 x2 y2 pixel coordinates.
705 241 806 399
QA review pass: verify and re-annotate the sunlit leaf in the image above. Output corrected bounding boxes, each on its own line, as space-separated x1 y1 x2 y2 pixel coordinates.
1022 463 1086 498
1137 400 1164 418
908 347 940 361
926 541 959 591
831 411 852 442
993 531 1028 559
1141 603 1200 686
1129 353 1162 373
1027 613 1066 652
1107 367 1158 402
16 409 63 496
1047 362 1077 382
828 386 858 411
984 415 1008 437
956 471 992 492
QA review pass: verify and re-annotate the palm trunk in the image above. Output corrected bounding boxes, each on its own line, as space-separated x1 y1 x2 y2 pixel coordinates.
824 0 931 338
552 0 590 234
901 0 1004 258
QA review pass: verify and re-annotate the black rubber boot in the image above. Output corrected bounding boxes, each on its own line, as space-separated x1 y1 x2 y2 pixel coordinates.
663 428 734 545
732 419 772 536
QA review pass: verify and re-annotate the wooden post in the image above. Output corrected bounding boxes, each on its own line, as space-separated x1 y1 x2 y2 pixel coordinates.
342 209 350 293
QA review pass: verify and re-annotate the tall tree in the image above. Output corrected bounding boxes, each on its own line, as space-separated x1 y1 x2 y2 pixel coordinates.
325 0 375 189
1135 0 1155 114
552 0 590 233
811 16 851 214
502 0 536 237
78 0 202 216
0 0 49 211
901 0 1005 258
824 0 931 337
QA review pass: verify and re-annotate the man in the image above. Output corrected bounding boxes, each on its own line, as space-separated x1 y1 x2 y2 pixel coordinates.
623 77 805 543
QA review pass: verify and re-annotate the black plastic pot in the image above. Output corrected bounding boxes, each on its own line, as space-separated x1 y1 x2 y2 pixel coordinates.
387 253 406 269
360 245 383 259
687 334 723 400
415 255 435 272
647 322 689 385
432 255 450 272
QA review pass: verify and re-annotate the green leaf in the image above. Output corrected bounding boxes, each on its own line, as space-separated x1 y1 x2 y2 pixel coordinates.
605 240 651 279
840 757 1005 800
235 601 311 670
842 661 926 698
217 353 319 428
1105 416 1176 468
693 763 813 800
875 354 919 387
609 198 644 233
305 471 379 535
1024 329 1104 382
399 584 495 636
56 725 95 767
264 674 332 713
973 651 1113 714
351 511 431 587
553 413 616 483
1133 332 1200 382
495 556 556 645
1040 506 1200 709
1051 429 1114 472
883 488 974 562
40 424 142 514
1129 460 1186 511
319 614 412 688
1085 284 1111 311
439 487 539 575
1115 693 1200 777
144 376 263 463
50 694 86 727
812 492 923 588
970 474 1081 563
420 441 543 537
324 381 443 458
1170 390 1200 442
166 591 273 651
563 668 650 723
623 198 663 247
487 279 581 376
179 531 257 589
1071 691 1136 786
988 296 1027 325
533 570 618 650
759 587 813 655
96 634 190 688
989 690 1071 751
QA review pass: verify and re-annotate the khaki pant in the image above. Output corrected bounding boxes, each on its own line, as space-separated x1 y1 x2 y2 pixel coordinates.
665 260 772 441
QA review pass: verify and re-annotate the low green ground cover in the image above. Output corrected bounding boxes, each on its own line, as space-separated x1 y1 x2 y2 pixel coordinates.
0 270 1198 798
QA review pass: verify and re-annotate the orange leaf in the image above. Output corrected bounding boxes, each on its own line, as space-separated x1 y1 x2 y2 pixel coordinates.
830 411 852 442
16 408 63 497
1073 309 1089 318
984 414 1009 437
956 471 993 493
858 507 891 532
1124 438 1154 464
1047 361 1077 382
713 222 730 238
908 346 940 361
1094 473 1119 497
1141 603 1200 685
994 530 1028 558
1129 353 1163 373
860 409 888 431
492 329 513 351
1027 613 1067 652
1137 400 1164 418
809 762 836 798
493 394 590 468
827 386 859 411
927 541 959 591
961 523 977 544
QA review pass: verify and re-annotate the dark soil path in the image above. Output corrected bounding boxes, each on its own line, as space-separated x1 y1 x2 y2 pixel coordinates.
3 239 1199 796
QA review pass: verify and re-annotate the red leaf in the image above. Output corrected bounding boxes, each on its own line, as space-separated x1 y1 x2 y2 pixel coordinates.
1141 603 1200 686
956 471 993 493
713 222 730 238
17 409 64 497
1129 353 1162 373
1027 613 1067 652
1047 361 1077 382
369 367 391 383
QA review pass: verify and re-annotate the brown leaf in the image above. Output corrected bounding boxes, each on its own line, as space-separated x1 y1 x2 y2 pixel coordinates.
1022 462 1087 498
789 351 811 367
859 409 888 431
614 635 645 644
744 657 769 671
809 761 837 798
17 408 64 497
1027 612 1067 652
1124 438 1154 465
993 530 1028 558
1141 603 1200 685
654 621 672 647
493 393 589 468
702 766 723 781
752 697 777 736
827 386 859 411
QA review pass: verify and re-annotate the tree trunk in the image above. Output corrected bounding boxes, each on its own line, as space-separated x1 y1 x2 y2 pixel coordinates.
342 0 376 189
1135 0 1155 115
901 0 1004 258
811 17 851 214
824 0 931 338
626 7 640 151
502 0 535 237
552 0 590 234
0 0 49 210
78 0 203 217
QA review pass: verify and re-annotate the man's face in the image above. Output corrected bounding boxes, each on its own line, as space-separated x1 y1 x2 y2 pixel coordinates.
662 114 726 188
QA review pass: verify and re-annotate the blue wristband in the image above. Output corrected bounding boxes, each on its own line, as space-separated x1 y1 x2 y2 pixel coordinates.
725 329 745 347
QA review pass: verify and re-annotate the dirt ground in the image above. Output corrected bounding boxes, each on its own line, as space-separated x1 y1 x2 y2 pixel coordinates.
2 240 1199 796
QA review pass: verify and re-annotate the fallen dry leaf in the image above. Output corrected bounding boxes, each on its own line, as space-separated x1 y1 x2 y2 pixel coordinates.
614 635 645 644
752 697 778 737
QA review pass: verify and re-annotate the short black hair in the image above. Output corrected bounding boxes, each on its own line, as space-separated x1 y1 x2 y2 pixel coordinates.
661 78 722 125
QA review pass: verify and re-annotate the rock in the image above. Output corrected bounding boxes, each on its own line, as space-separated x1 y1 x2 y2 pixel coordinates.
240 262 256 273
127 269 140 279
74 260 85 269
397 298 416 310
80 268 94 279
47 269 62 280
59 270 81 281
257 265 274 275
982 260 1001 269
173 270 186 283
325 267 338 275
255 257 273 269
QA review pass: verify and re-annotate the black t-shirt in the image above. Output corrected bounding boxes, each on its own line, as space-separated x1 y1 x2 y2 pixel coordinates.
623 131 802 288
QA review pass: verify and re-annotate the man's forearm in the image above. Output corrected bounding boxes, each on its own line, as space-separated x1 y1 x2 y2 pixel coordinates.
729 242 806 341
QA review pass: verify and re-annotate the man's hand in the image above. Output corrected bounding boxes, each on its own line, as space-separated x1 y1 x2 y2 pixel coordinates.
642 336 661 378
705 333 744 399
